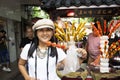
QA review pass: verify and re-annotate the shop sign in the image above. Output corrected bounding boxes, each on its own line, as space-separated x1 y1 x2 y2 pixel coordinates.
76 7 120 17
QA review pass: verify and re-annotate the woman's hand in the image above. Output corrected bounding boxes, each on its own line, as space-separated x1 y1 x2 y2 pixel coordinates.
57 61 65 71
77 48 87 59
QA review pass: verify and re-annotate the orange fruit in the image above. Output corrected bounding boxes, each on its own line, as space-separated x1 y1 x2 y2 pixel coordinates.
45 41 52 46
61 45 66 49
56 44 61 48
51 42 56 47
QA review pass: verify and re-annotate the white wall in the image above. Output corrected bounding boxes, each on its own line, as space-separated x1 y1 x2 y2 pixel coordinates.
7 19 17 62
0 0 21 21
0 0 27 62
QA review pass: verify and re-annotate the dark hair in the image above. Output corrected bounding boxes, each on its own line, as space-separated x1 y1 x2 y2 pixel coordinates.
28 30 58 58
0 30 6 34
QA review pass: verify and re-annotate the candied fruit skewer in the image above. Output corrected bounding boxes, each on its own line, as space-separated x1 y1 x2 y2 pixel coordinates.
97 21 102 36
108 23 120 38
108 20 114 33
104 20 107 35
91 22 101 37
45 41 67 50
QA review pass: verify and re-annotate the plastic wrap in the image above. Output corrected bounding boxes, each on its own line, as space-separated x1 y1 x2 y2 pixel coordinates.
61 42 80 75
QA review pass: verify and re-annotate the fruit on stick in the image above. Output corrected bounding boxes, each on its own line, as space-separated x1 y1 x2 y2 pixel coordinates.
56 44 61 48
118 46 120 51
76 22 82 32
78 31 86 41
108 22 120 38
56 28 65 37
76 22 86 34
73 22 86 40
54 33 64 41
51 42 56 47
61 45 66 50
77 28 86 40
64 22 71 42
104 20 107 35
67 32 70 41
73 32 77 41
54 21 86 42
104 41 107 54
108 20 114 32
64 22 70 32
45 41 67 50
90 20 120 38
54 23 65 33
71 22 75 30
71 22 76 36
45 41 52 46
97 21 102 36
108 40 120 58
105 52 109 58
91 22 100 37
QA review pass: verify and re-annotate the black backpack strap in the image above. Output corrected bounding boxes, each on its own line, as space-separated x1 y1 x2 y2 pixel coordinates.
55 47 58 65
28 42 36 58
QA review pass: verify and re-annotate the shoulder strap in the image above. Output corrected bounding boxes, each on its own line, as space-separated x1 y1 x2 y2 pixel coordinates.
28 42 36 58
55 47 58 65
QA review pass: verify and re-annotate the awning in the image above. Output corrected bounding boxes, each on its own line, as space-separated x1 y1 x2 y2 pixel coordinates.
40 0 120 10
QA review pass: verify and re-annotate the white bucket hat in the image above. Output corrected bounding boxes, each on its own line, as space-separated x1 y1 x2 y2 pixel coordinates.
32 19 55 31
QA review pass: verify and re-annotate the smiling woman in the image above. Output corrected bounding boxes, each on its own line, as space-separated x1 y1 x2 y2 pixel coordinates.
36 28 53 43
18 18 67 80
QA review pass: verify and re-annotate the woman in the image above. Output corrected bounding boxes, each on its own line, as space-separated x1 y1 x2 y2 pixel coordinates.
18 19 66 80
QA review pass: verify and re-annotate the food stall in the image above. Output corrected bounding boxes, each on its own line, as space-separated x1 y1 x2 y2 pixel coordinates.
54 19 120 80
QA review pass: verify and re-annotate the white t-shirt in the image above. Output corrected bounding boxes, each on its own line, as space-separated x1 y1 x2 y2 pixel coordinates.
20 44 66 80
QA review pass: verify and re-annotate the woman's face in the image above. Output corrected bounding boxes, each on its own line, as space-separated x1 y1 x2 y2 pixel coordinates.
36 28 53 43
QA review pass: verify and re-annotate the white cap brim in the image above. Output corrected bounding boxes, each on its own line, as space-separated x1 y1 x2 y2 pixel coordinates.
32 19 55 31
35 25 54 30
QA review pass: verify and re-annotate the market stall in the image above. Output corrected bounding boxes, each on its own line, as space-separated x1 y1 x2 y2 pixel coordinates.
54 20 120 80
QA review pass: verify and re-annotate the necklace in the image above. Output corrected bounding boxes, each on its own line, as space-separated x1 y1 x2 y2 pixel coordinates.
36 47 48 59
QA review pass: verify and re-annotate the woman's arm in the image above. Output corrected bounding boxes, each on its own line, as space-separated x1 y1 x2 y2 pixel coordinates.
18 58 30 80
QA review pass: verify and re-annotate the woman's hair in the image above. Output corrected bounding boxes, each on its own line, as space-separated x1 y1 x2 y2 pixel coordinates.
28 30 58 58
